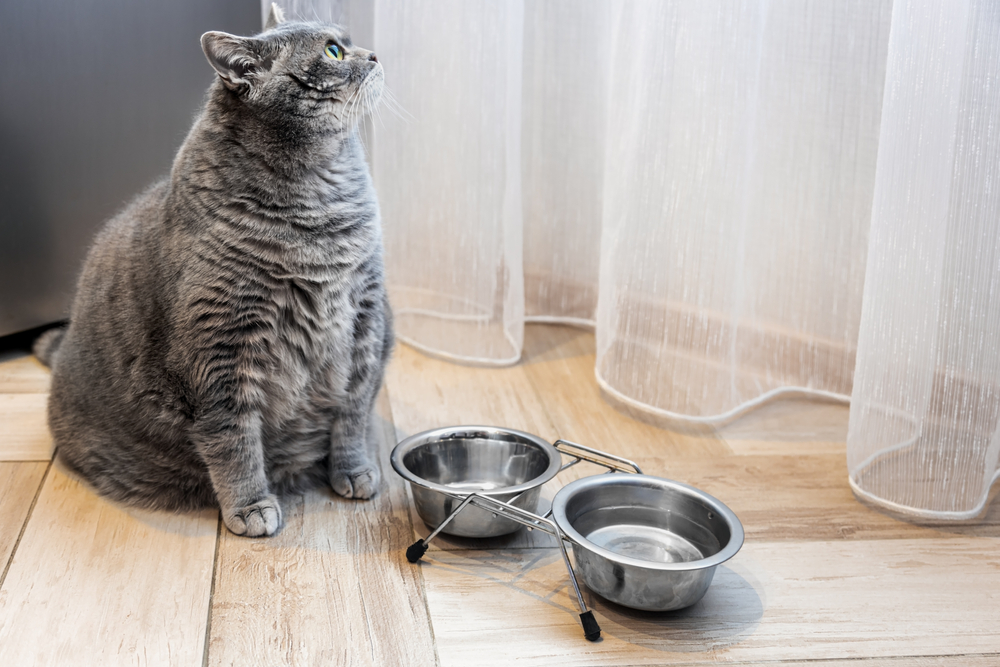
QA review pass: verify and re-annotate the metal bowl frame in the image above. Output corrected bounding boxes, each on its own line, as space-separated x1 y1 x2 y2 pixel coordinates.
391 426 743 642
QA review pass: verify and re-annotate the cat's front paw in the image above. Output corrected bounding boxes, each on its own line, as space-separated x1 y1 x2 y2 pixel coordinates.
331 464 381 500
223 494 284 537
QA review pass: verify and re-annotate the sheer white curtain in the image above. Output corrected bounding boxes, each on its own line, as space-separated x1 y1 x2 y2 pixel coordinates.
277 0 1000 518
371 0 890 413
374 0 526 363
847 0 1000 519
594 1 889 420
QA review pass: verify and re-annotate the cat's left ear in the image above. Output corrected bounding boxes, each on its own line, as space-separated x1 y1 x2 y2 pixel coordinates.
201 32 273 93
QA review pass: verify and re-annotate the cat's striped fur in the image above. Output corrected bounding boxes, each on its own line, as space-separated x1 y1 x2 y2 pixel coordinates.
35 6 392 537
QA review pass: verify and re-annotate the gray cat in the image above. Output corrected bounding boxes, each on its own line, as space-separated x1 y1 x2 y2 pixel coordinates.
33 4 392 537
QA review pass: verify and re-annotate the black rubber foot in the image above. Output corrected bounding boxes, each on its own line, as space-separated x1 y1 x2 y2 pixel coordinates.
406 540 429 563
580 611 601 641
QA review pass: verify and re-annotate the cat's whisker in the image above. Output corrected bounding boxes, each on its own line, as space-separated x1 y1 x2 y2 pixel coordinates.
378 86 413 124
360 79 379 124
347 74 373 123
342 82 366 128
355 72 383 126
371 98 386 130
372 86 392 130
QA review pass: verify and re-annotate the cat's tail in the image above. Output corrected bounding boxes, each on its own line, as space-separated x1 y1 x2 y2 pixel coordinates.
33 325 67 368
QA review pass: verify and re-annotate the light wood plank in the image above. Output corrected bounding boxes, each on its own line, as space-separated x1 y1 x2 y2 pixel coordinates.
730 659 1000 667
636 454 1000 541
386 340 559 442
418 537 1000 667
554 656 1000 666
720 438 848 456
0 393 54 461
0 461 48 573
0 464 218 667
717 397 851 456
207 389 438 667
0 352 54 460
0 352 51 394
520 325 732 460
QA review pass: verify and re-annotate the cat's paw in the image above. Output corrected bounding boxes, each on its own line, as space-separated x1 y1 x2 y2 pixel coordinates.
223 494 283 537
330 464 381 500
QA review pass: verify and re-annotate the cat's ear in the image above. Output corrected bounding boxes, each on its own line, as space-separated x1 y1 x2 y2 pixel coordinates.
201 32 272 93
264 3 286 31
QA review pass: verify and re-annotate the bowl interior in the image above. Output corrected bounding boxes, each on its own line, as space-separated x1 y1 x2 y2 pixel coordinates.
562 480 733 565
401 433 554 492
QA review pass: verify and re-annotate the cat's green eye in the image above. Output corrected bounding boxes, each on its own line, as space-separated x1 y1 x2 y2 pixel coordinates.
325 44 343 60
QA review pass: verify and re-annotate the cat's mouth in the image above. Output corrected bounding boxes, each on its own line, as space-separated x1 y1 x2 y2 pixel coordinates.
286 66 382 122
287 72 338 96
347 66 384 118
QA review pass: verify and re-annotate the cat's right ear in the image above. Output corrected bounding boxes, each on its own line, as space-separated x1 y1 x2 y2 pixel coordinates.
201 32 271 93
264 3 286 31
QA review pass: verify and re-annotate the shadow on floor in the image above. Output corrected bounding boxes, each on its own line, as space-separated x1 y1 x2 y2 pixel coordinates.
589 563 765 652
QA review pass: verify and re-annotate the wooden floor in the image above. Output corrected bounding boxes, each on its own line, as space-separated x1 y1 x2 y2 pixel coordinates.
0 324 998 666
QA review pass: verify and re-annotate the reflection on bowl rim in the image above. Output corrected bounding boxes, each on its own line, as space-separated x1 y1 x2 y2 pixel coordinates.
391 425 563 497
552 474 745 572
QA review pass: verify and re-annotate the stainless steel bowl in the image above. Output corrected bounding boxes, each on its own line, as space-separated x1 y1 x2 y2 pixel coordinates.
391 426 562 537
552 474 744 611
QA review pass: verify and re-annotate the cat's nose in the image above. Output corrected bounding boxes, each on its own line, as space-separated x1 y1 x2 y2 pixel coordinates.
368 52 378 63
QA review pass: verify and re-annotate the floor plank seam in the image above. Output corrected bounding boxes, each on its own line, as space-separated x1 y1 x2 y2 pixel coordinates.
517 348 574 441
351 511 378 665
612 653 1000 667
381 383 443 667
0 456 53 591
404 488 445 667
201 513 223 667
417 557 579 617
429 545 558 552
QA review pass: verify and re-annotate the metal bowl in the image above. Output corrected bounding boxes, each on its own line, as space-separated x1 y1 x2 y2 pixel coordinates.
552 474 744 611
391 426 562 537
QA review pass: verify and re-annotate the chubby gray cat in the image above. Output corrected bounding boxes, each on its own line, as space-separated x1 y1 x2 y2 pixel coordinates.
33 5 392 537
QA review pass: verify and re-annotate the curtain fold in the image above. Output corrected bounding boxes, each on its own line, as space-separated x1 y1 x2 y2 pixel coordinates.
521 0 609 326
372 0 891 412
373 0 525 364
279 0 1000 519
847 0 1000 519
595 0 889 421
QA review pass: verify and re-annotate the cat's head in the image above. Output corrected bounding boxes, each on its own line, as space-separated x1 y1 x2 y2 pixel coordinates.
200 3 382 136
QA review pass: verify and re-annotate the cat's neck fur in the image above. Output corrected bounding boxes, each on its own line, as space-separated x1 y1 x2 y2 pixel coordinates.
205 79 355 174
168 80 375 241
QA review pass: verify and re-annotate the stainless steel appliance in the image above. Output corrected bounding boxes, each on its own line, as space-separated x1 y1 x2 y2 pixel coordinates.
0 0 260 336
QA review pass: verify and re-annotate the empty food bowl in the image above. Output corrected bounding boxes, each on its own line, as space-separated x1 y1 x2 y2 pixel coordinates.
391 425 562 537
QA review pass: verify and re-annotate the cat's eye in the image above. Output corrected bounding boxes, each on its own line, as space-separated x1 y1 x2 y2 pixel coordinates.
325 44 343 60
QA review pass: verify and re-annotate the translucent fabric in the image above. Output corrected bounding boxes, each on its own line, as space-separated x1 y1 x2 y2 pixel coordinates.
371 0 891 406
280 0 1000 518
521 1 610 326
594 1 890 420
373 0 526 363
846 0 1000 519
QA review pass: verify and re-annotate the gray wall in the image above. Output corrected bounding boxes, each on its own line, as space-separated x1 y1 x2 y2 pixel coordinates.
0 0 261 336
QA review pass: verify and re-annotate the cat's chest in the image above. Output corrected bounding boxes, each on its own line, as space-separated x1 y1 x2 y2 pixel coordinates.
272 277 355 380
245 278 353 431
